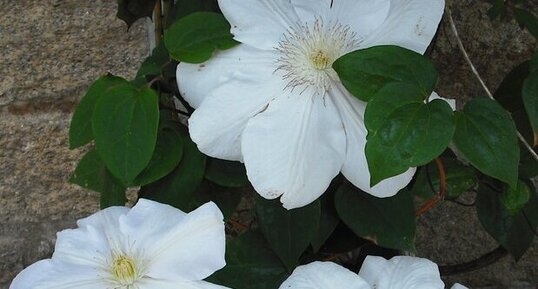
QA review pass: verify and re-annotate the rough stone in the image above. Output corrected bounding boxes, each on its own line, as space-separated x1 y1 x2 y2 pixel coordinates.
0 0 536 288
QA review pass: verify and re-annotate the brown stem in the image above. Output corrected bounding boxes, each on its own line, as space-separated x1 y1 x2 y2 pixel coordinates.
439 246 507 276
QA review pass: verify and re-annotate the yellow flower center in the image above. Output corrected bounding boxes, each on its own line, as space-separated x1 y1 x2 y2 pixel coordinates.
112 255 137 285
310 50 331 70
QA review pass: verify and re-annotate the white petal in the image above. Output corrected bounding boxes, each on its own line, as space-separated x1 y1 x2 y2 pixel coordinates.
241 90 346 209
137 279 231 289
331 84 415 197
428 91 456 111
125 202 226 281
361 0 445 54
10 259 110 289
279 261 371 289
177 45 273 109
186 47 282 161
218 0 299 50
329 0 391 38
53 206 130 266
450 283 469 289
358 256 445 289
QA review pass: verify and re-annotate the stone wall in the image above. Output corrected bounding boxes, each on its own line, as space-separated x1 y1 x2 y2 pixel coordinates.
0 0 536 288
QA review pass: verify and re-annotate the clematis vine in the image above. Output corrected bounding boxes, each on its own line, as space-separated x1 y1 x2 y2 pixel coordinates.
279 256 467 289
177 0 446 209
10 199 230 289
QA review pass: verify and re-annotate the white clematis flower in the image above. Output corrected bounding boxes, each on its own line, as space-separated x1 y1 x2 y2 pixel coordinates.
279 256 467 289
10 199 229 289
177 0 445 209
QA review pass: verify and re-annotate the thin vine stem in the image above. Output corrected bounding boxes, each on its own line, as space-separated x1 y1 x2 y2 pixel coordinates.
446 7 538 162
416 158 447 216
439 246 507 276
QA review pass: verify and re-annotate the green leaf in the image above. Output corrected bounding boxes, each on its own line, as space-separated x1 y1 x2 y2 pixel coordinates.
189 180 242 219
208 231 288 289
69 149 126 208
513 7 538 38
116 0 158 28
453 98 520 188
136 42 175 79
364 83 424 132
310 195 340 253
171 0 219 23
476 182 536 260
366 100 455 186
494 61 534 144
69 75 127 149
501 180 532 215
256 198 321 271
335 183 416 252
164 12 238 63
205 158 249 188
333 45 438 101
133 125 184 186
411 158 478 199
92 85 160 185
139 136 206 211
522 72 538 139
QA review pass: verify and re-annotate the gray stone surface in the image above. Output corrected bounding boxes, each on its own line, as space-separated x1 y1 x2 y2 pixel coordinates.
0 1 148 287
0 0 536 288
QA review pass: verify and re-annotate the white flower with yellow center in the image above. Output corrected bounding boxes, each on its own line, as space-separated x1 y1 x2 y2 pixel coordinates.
10 199 230 289
177 0 445 209
279 256 467 289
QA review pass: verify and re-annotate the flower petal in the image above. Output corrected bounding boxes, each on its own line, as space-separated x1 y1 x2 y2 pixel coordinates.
125 201 226 281
358 256 445 289
450 283 468 289
9 259 110 289
329 0 391 38
186 48 283 161
241 91 346 209
53 206 130 267
137 279 231 289
177 45 273 109
331 84 415 197
218 0 299 50
361 0 445 54
279 261 371 289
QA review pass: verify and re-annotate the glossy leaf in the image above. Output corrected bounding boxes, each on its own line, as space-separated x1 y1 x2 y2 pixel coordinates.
335 183 416 252
69 149 126 208
310 195 340 253
116 0 158 28
366 99 455 186
476 182 537 260
164 12 238 63
69 75 127 149
205 158 248 188
487 0 505 19
501 180 532 215
364 82 424 132
136 42 175 79
133 125 184 186
208 231 289 289
171 0 219 23
333 45 437 101
92 84 159 185
411 158 478 199
256 198 321 270
522 72 538 140
453 98 519 188
139 136 206 211
189 180 241 219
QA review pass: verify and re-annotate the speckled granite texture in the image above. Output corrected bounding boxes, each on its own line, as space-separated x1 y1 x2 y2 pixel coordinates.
0 0 536 288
